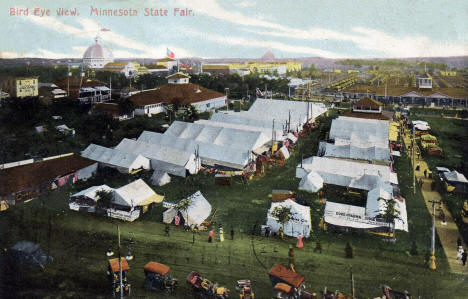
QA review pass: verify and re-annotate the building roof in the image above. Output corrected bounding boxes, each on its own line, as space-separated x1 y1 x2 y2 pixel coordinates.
129 83 224 107
166 72 190 79
54 77 107 98
354 97 383 108
0 155 95 196
81 144 148 170
83 37 113 59
344 111 391 120
345 84 468 99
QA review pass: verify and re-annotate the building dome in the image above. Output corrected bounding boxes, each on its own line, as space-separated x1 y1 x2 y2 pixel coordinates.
82 37 114 69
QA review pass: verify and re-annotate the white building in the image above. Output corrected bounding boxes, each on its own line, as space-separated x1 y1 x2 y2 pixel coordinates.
82 37 114 69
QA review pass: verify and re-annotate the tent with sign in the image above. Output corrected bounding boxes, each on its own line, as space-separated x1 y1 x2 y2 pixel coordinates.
266 199 311 238
163 191 212 227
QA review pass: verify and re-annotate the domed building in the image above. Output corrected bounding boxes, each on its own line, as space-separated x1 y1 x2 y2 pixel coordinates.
82 37 113 69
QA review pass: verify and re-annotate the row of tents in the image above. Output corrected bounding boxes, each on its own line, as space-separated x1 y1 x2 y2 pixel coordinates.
81 99 328 176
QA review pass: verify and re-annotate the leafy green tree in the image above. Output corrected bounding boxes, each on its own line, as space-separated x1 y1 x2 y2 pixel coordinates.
183 104 200 122
378 197 401 233
345 241 354 258
271 206 293 231
96 190 114 209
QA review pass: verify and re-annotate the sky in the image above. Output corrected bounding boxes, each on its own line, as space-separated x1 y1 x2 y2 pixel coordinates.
1 0 467 59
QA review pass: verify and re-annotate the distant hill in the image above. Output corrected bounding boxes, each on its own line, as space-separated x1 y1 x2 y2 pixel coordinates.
1 56 467 69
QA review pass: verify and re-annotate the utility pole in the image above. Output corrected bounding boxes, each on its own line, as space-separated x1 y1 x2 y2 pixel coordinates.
117 225 123 299
412 128 416 194
225 88 229 111
350 267 355 299
428 200 440 270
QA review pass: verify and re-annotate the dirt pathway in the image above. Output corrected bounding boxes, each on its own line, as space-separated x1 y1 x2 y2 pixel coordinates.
401 125 467 274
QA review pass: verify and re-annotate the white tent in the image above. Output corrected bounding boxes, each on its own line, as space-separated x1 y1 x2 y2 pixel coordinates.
266 199 311 238
163 191 212 227
139 130 252 170
113 179 163 207
70 184 113 201
150 171 171 187
81 143 151 173
115 138 199 177
298 171 323 192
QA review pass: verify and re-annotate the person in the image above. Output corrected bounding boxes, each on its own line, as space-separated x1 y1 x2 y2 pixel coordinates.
174 215 180 226
279 227 284 240
457 246 463 263
296 235 304 249
219 226 224 242
192 231 196 244
208 230 214 243
416 163 420 171
230 228 234 240
165 224 170 237
424 169 427 178
288 245 295 272
265 226 271 237
457 237 462 247
462 249 467 266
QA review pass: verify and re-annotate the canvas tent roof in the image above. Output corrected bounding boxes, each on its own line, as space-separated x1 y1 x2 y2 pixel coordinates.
163 191 211 227
321 141 390 162
298 171 323 192
196 119 283 140
81 143 150 172
10 241 51 267
70 184 113 201
266 199 311 238
150 171 171 187
113 179 163 207
138 130 251 170
444 171 468 183
297 156 397 188
330 116 389 144
164 121 270 152
115 138 197 177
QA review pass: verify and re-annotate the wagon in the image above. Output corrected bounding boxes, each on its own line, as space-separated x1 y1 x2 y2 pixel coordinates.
144 261 178 292
107 258 131 297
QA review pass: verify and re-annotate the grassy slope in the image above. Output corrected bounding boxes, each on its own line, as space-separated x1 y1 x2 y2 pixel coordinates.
1 113 468 298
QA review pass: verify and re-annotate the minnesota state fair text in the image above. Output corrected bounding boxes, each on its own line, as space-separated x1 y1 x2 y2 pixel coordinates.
89 7 194 17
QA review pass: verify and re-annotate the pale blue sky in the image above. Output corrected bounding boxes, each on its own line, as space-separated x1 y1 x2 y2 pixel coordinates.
1 0 467 59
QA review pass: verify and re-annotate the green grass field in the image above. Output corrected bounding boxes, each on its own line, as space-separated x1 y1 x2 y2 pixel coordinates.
1 113 468 298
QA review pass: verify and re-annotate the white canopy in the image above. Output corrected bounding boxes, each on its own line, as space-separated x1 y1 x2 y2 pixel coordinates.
279 146 290 160
163 191 212 227
150 171 171 187
81 143 151 173
298 171 323 192
70 185 113 201
444 170 468 183
266 199 311 238
113 179 163 207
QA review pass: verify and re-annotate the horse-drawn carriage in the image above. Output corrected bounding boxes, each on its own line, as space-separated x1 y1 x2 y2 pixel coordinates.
268 264 314 299
187 271 229 299
107 258 131 297
236 279 254 299
144 261 178 292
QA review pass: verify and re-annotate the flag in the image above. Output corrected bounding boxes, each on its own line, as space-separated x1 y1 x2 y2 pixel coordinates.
100 28 111 32
167 48 175 59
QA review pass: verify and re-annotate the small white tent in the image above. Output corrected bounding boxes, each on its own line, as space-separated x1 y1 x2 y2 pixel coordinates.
298 171 323 192
150 171 171 187
266 199 311 238
163 191 212 227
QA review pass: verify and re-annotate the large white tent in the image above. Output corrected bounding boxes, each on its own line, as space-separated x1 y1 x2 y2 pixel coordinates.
266 199 311 238
164 121 270 153
113 179 163 207
115 138 199 177
324 117 390 162
195 119 283 141
81 144 151 173
138 130 252 170
163 191 212 227
296 156 398 188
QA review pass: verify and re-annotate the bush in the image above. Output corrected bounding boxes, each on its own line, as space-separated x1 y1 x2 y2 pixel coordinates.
345 241 354 258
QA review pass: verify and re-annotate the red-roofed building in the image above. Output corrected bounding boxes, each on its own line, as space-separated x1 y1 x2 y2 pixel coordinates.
130 73 226 115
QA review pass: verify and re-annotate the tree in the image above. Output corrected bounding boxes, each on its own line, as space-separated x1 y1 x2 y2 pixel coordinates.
117 98 135 115
271 206 293 232
183 104 200 122
378 197 401 234
96 190 113 209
